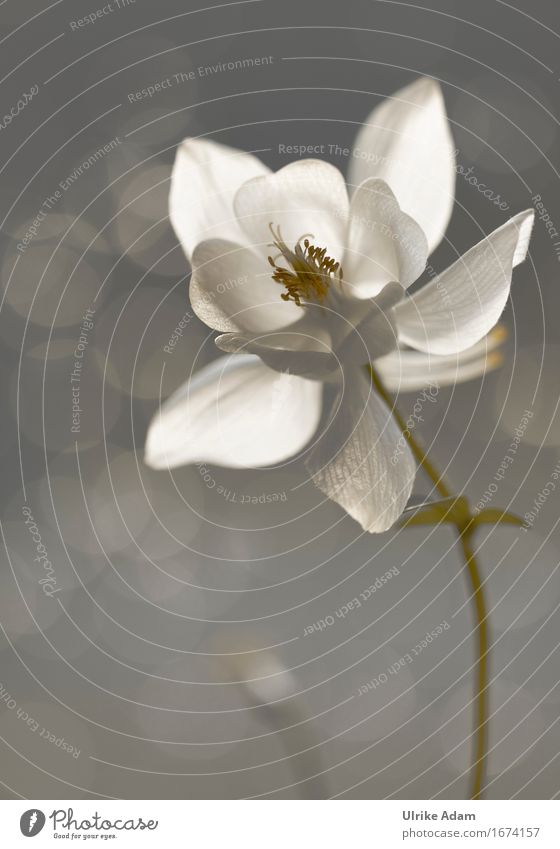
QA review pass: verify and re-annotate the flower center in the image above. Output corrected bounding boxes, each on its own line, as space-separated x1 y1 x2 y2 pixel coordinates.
267 223 343 307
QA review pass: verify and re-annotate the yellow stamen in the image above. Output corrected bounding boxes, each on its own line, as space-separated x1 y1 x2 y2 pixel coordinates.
267 223 343 307
486 351 504 371
489 324 508 345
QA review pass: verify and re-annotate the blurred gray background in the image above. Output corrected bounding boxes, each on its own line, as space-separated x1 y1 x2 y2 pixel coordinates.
1 0 560 799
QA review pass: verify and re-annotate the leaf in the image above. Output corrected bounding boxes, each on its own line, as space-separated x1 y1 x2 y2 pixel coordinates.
471 509 525 529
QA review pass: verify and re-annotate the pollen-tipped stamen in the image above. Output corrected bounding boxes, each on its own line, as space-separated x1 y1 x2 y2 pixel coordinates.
267 223 343 307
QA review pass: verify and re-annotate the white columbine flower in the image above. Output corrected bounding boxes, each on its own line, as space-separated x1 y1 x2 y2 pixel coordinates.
145 77 534 533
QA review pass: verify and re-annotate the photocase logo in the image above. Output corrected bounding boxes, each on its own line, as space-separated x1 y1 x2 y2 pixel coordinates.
20 809 46 837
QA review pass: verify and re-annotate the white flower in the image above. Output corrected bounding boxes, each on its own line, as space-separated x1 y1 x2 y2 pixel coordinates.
145 77 534 533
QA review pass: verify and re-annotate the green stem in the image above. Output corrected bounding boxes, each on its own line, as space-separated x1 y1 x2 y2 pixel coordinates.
368 365 488 800
458 531 489 801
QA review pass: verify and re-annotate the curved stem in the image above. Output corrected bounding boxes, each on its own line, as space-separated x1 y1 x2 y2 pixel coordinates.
368 365 488 800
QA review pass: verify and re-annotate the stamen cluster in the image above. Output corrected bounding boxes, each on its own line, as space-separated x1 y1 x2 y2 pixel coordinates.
267 223 343 307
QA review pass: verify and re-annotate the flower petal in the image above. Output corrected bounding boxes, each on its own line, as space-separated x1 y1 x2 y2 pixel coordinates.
215 283 403 381
348 77 455 254
332 281 402 364
305 372 416 532
234 159 349 259
145 355 322 470
343 179 428 297
393 210 534 355
190 239 302 333
376 328 506 392
215 327 339 381
170 138 270 262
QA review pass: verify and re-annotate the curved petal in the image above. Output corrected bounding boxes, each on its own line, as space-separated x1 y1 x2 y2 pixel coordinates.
393 210 534 355
332 281 402 364
305 372 416 532
215 283 403 381
170 138 270 262
343 179 428 297
190 239 301 333
233 159 349 259
215 329 339 381
376 327 506 391
348 77 455 254
145 355 323 470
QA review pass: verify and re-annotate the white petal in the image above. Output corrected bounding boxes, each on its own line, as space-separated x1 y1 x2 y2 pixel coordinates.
215 329 339 381
376 327 506 391
145 355 322 470
305 372 416 532
170 138 270 262
343 179 428 297
332 281 402 364
215 283 403 381
216 332 340 381
393 210 534 355
190 239 301 333
349 77 455 254
234 159 349 259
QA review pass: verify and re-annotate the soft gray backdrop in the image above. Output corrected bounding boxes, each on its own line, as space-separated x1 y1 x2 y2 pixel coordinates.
1 0 560 799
